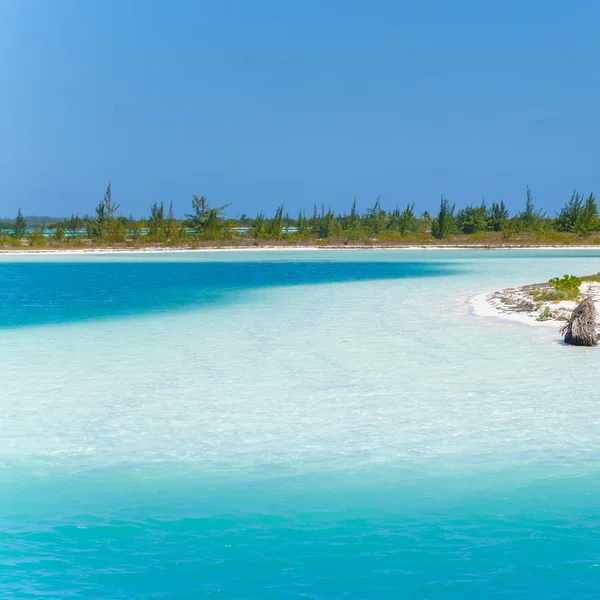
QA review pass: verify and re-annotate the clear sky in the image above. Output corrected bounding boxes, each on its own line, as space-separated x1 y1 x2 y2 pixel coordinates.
1 0 599 218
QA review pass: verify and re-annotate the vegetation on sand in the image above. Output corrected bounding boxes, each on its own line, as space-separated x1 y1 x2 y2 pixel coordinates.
3 184 600 249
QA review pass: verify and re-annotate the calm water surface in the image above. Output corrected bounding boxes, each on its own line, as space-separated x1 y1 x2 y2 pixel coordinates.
1 249 600 598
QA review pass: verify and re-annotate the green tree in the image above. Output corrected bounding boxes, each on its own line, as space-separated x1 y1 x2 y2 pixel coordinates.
456 201 488 234
556 191 583 233
12 208 27 238
431 197 455 239
251 212 267 238
187 195 230 239
130 218 146 240
29 221 46 246
148 202 165 238
252 205 286 239
487 201 509 232
54 225 65 242
268 205 284 239
364 198 387 235
315 207 340 238
389 203 416 235
67 214 83 238
296 210 309 235
340 199 364 238
517 186 545 232
165 202 182 242
575 193 598 236
92 183 120 238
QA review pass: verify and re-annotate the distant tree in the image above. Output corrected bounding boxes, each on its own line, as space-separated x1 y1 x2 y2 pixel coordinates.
269 205 284 238
252 205 286 239
103 183 119 219
576 193 598 236
92 183 120 238
54 224 65 242
12 208 27 238
251 212 267 238
347 199 359 228
316 207 340 238
340 199 362 237
29 221 46 246
556 191 584 233
186 195 230 238
148 201 165 238
431 197 455 239
364 197 387 235
130 218 146 240
517 186 545 232
165 201 182 241
67 214 83 238
501 216 519 240
456 201 488 234
296 210 309 234
487 201 509 232
389 203 416 235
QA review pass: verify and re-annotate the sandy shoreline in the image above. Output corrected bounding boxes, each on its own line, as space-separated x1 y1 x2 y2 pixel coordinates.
469 291 559 328
470 281 600 332
3 244 600 256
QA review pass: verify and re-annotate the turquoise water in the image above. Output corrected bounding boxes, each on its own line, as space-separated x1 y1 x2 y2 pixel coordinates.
2 250 600 598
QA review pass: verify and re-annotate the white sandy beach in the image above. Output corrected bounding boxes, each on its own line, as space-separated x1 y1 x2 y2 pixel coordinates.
470 281 600 331
3 244 600 256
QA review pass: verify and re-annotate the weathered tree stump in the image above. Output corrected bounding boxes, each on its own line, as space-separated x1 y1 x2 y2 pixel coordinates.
561 296 598 346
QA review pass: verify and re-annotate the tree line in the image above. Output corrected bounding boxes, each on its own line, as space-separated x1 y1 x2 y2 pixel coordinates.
2 184 599 244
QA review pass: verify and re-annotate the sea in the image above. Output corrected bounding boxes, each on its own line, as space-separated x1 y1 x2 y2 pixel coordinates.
1 249 600 599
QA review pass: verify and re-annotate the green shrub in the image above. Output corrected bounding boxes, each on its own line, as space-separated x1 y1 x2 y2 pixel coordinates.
536 306 552 321
549 274 581 299
530 288 570 305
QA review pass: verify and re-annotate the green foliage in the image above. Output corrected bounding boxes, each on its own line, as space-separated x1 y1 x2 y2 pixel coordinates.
130 219 146 239
28 222 46 246
389 203 417 235
456 201 487 234
431 197 455 239
6 183 600 248
517 186 546 232
67 214 83 238
269 205 284 239
13 208 27 238
487 201 509 232
548 274 582 300
187 195 231 239
91 183 120 238
575 193 598 236
536 306 552 321
54 225 65 241
315 208 340 238
108 217 128 243
529 288 569 304
364 198 387 235
501 217 518 241
252 205 287 239
555 191 597 235
556 191 584 233
148 201 166 239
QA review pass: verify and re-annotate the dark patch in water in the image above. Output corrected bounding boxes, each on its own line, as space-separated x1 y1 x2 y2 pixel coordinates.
0 260 462 328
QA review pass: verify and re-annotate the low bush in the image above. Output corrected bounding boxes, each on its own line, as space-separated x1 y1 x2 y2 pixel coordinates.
549 274 581 299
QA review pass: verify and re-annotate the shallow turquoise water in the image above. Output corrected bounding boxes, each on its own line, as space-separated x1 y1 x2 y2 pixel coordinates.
2 250 600 598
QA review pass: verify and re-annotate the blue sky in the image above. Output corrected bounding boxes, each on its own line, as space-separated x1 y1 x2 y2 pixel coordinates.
1 0 599 218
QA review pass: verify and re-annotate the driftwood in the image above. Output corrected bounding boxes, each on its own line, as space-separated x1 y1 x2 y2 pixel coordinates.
561 296 598 346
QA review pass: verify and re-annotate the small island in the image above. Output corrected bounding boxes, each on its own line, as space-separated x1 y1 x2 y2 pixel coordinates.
474 274 600 345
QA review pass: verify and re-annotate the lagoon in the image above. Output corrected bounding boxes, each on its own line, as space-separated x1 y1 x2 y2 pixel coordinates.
2 249 600 598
